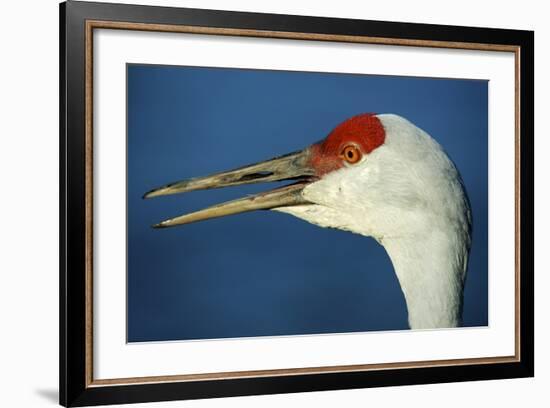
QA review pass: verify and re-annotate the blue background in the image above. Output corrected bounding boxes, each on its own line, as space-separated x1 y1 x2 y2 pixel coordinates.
127 64 488 342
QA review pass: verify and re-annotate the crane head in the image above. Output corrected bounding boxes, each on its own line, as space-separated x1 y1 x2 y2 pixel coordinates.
144 113 470 244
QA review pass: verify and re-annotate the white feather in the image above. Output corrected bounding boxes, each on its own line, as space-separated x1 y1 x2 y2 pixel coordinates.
275 114 471 329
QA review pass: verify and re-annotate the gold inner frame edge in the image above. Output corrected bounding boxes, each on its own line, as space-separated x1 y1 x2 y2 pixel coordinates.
84 19 522 388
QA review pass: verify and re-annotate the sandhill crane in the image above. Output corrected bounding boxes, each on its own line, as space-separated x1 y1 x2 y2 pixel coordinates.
144 113 472 330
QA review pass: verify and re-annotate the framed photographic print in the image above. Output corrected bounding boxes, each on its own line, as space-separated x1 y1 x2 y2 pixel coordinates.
59 1 534 406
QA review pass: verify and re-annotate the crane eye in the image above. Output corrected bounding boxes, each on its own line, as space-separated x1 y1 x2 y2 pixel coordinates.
340 145 362 164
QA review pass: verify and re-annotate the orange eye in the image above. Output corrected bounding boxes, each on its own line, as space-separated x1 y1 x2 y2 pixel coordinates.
340 145 362 164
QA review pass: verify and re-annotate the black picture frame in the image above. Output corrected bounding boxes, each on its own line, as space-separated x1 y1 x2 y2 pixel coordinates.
60 1 534 406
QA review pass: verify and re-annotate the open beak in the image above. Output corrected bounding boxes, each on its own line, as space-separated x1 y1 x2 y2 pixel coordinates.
143 149 317 228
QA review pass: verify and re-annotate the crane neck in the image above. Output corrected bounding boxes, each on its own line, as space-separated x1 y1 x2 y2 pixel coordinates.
380 230 469 330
